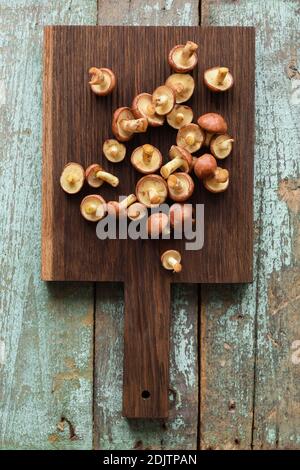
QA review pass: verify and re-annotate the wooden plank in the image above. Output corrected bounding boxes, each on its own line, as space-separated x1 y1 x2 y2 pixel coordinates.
201 0 300 450
94 0 200 448
0 0 97 450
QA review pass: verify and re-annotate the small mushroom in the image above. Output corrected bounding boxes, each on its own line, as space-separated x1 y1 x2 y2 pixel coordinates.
210 134 234 159
160 145 193 179
169 203 194 230
127 202 148 221
168 41 198 73
147 213 170 237
88 67 116 96
85 164 119 188
80 194 107 222
136 174 168 208
60 162 85 194
204 167 230 193
107 194 137 217
165 74 195 103
131 144 162 174
167 172 194 202
193 154 217 180
197 112 228 135
204 66 234 92
161 250 182 273
176 123 204 153
167 105 193 129
132 93 165 127
112 107 148 142
103 139 126 163
152 85 175 116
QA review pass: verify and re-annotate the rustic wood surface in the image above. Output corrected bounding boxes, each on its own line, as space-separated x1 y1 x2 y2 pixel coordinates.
0 0 299 449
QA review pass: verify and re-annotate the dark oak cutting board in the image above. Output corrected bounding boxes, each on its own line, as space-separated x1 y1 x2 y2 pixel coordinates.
42 26 255 418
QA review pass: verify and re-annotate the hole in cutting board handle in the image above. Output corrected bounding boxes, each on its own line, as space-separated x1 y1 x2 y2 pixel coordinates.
141 390 151 399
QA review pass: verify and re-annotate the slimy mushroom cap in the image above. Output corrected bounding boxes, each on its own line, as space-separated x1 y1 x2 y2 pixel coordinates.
197 112 228 134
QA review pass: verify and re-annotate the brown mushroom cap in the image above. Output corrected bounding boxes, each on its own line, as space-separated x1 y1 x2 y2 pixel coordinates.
132 93 165 127
127 202 148 221
131 144 162 174
204 66 234 92
168 41 198 73
103 139 126 163
204 167 229 193
147 213 169 237
112 107 148 142
161 249 182 272
210 134 234 160
60 162 85 194
165 74 195 103
197 113 228 134
167 172 195 202
193 154 217 180
136 174 168 208
167 105 193 129
152 85 175 115
80 194 107 222
88 67 116 96
85 164 119 188
169 203 194 229
176 123 204 153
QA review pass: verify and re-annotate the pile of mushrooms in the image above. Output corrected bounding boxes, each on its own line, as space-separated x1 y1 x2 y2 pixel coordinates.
60 40 235 274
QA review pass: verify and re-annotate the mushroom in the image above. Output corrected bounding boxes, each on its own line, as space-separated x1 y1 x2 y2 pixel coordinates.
204 167 229 193
80 195 107 222
210 134 234 160
161 250 182 273
193 154 217 180
176 123 204 153
165 74 195 103
107 194 137 217
136 174 168 208
204 66 234 92
152 85 175 116
197 112 228 135
160 145 193 179
203 132 214 147
147 213 169 237
85 164 119 188
88 67 116 96
127 202 148 221
103 139 126 163
132 93 165 127
167 172 194 202
131 144 162 174
168 41 198 73
60 162 85 194
169 203 194 230
167 105 193 129
112 107 148 142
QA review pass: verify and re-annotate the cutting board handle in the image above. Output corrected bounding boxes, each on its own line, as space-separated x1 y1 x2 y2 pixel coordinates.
122 268 171 418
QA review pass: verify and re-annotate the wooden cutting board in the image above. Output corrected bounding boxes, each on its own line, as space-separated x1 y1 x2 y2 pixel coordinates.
42 26 255 418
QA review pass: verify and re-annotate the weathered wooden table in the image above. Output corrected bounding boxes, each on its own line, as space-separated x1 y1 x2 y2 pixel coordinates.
0 0 299 450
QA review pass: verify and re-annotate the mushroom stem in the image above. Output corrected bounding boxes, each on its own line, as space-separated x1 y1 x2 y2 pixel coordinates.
217 67 229 85
95 170 119 187
182 41 198 62
168 256 182 273
204 132 214 147
142 144 154 164
168 175 184 192
185 133 196 146
214 168 229 183
119 193 137 209
175 83 185 94
147 188 161 204
218 138 234 150
108 144 119 158
120 118 147 133
161 158 184 179
155 95 168 106
85 202 97 215
175 113 185 124
89 69 107 87
66 173 78 184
